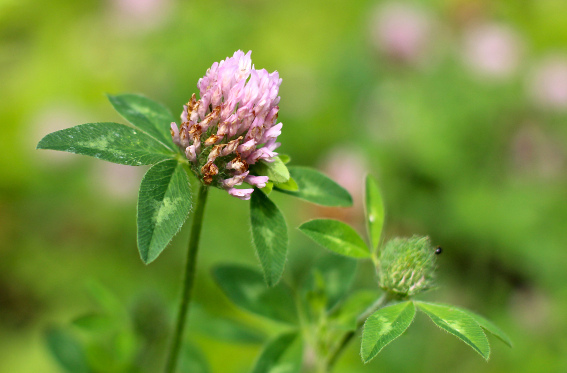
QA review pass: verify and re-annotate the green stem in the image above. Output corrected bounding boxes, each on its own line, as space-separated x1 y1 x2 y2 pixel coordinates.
325 292 395 372
164 184 209 373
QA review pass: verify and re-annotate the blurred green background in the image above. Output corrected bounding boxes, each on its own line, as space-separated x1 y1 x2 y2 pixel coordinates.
2 0 567 371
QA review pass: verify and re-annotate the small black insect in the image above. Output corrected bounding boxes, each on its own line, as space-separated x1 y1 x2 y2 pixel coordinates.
435 246 443 255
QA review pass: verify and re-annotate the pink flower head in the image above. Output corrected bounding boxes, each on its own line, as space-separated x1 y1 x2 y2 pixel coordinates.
528 55 567 110
171 50 283 199
462 23 522 80
371 2 433 64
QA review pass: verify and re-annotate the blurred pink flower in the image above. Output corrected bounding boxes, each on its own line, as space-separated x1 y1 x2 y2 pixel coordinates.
171 50 283 200
94 163 143 201
320 147 369 222
32 104 89 165
511 124 565 179
528 56 567 110
462 23 522 79
370 2 434 64
110 0 171 30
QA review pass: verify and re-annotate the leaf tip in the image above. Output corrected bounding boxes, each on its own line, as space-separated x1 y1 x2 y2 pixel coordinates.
480 345 491 361
36 133 53 150
341 197 354 208
138 252 151 265
264 277 276 288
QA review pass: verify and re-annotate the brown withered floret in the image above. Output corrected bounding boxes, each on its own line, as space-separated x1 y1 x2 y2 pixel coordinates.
204 134 221 146
188 123 202 142
201 161 219 185
228 152 248 173
223 136 242 155
207 144 224 161
246 126 264 142
186 93 197 113
200 106 220 127
179 122 191 147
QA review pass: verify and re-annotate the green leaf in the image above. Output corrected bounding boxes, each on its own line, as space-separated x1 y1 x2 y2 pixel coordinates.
85 281 124 316
45 327 91 373
83 344 116 373
329 290 380 331
365 175 385 250
36 122 174 165
456 307 513 348
113 330 138 364
262 181 274 195
251 332 298 373
275 167 352 207
108 93 176 151
71 314 114 332
416 302 490 360
300 254 358 321
179 342 210 373
311 253 358 309
137 159 192 264
252 157 291 184
298 219 370 258
250 189 288 286
274 177 299 192
278 154 291 164
361 301 416 363
213 265 298 325
190 306 265 344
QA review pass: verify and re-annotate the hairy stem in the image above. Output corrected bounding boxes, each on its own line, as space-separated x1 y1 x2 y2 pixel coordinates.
164 184 209 373
326 292 395 372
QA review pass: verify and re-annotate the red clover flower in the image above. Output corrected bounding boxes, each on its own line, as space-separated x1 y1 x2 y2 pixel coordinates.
171 50 282 200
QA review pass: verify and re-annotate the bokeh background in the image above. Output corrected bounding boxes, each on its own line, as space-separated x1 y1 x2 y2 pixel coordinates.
2 0 567 372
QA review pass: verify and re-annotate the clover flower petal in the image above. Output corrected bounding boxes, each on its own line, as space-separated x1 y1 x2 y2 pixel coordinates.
227 188 254 200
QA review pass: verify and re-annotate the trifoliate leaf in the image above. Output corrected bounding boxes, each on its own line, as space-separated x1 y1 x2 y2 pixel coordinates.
251 332 299 373
262 181 274 195
365 175 384 250
308 253 358 310
71 314 114 332
455 307 512 348
137 160 192 264
274 177 299 192
179 342 210 373
275 167 352 207
361 301 416 363
278 154 291 164
250 189 288 286
329 290 381 331
212 265 298 325
416 302 490 360
108 93 176 151
45 327 90 373
37 122 174 166
252 157 290 184
299 219 370 258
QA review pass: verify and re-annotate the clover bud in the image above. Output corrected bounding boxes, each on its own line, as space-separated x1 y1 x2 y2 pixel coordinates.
377 236 438 297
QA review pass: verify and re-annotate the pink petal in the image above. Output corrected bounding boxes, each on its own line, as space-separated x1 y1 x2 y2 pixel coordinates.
227 188 254 200
245 175 269 188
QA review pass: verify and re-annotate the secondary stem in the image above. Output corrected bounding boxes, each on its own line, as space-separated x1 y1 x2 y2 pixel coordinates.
326 292 395 372
164 184 209 373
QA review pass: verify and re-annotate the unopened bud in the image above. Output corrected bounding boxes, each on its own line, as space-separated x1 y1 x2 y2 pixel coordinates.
377 236 437 297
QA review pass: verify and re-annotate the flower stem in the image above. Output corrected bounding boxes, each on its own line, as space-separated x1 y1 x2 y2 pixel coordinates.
325 292 395 372
164 184 209 373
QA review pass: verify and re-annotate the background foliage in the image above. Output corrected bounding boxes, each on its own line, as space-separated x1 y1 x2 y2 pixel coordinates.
1 0 567 371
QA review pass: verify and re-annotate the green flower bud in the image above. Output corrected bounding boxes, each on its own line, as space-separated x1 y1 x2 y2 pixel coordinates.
377 236 438 297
